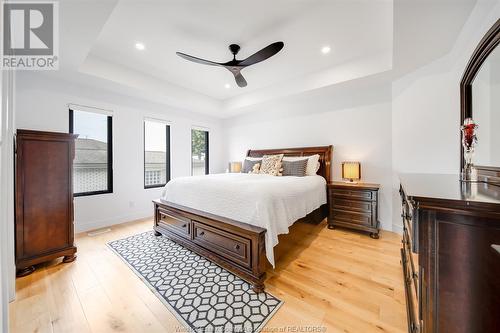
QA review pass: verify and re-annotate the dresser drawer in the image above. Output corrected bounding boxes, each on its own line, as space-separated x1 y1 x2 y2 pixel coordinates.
330 188 373 201
192 221 251 269
331 209 372 225
158 208 191 239
332 198 372 213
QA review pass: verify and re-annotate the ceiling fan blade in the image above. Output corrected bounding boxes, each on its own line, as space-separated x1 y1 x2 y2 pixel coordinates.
238 41 284 67
233 71 247 87
176 52 222 67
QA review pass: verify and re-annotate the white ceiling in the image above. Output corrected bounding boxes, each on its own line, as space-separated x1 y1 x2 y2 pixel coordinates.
48 0 479 118
85 0 392 100
393 0 478 75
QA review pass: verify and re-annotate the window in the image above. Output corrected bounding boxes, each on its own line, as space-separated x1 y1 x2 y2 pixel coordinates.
191 129 209 175
144 120 170 188
69 109 113 196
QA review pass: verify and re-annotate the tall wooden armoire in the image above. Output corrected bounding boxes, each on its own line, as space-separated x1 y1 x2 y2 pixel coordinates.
15 129 78 276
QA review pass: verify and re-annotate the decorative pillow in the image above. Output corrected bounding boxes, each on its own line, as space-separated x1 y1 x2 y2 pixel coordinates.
282 159 308 177
242 158 262 173
249 163 261 174
282 154 320 176
259 154 284 176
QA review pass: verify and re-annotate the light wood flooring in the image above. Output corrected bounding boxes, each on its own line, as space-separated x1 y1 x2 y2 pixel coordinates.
9 218 407 333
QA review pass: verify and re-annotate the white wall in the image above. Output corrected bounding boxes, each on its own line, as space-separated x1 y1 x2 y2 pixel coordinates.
12 1 500 238
392 1 500 174
472 61 491 164
15 72 225 232
491 60 500 165
223 76 394 231
391 0 500 230
222 1 500 234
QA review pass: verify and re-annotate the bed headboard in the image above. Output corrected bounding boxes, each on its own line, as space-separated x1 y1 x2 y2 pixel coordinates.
246 145 333 183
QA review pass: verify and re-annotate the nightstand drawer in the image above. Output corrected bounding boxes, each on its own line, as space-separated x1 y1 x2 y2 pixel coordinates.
331 210 372 225
329 188 373 201
331 198 372 213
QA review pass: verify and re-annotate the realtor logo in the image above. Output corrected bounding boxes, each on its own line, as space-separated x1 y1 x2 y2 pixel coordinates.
2 1 59 70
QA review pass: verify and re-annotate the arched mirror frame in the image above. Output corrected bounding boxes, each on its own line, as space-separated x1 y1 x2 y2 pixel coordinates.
460 19 500 182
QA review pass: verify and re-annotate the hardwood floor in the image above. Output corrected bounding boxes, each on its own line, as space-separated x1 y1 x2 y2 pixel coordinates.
9 218 407 333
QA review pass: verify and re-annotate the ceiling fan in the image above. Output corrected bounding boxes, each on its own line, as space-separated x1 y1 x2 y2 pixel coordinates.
176 41 284 88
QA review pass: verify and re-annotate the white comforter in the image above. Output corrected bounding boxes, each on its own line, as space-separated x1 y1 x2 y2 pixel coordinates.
161 173 327 267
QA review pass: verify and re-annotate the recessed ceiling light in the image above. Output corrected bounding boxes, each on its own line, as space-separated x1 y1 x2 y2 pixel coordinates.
135 42 145 51
321 45 331 54
224 83 231 89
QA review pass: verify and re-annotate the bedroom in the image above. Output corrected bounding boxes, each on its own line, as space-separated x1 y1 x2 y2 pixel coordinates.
1 0 500 332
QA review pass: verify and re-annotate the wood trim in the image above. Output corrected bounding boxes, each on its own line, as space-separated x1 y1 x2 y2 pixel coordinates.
246 145 333 183
460 19 500 179
17 129 78 140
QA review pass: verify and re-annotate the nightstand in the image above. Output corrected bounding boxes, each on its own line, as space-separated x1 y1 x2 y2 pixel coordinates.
327 181 380 239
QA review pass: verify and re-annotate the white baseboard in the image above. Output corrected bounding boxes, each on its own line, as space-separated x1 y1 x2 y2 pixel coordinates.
392 223 403 235
75 210 153 233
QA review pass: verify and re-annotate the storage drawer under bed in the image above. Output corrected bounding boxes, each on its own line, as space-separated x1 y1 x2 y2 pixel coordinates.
192 221 252 269
157 208 191 239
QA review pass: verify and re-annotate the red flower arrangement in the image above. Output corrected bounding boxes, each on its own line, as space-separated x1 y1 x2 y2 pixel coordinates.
461 118 478 151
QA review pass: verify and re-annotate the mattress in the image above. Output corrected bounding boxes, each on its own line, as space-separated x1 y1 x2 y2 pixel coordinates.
161 173 327 266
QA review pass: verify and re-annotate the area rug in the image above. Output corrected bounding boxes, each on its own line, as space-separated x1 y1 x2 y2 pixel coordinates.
108 231 282 333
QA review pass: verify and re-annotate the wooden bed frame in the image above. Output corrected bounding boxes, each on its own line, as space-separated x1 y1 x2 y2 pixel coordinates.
153 146 332 292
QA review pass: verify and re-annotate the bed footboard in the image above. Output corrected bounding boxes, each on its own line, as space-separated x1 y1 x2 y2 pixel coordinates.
153 200 267 292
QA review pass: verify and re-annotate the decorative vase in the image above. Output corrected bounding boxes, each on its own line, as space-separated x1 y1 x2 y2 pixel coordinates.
460 118 478 182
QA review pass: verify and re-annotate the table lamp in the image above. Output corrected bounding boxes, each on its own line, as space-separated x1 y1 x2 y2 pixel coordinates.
342 161 361 183
228 161 242 173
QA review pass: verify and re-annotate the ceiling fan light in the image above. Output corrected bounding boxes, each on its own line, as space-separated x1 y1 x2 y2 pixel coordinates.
224 83 231 89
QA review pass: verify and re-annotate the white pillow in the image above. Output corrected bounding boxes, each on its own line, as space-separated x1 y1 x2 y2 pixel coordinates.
245 157 262 161
283 154 320 176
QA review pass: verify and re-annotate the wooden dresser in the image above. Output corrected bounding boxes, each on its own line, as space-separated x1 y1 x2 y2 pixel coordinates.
327 182 380 238
399 174 500 333
15 130 78 276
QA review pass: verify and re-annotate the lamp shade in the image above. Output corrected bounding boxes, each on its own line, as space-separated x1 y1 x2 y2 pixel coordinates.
228 161 242 173
342 161 361 182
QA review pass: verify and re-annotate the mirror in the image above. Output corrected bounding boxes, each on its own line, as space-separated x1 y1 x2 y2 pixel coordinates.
472 45 500 167
460 19 500 182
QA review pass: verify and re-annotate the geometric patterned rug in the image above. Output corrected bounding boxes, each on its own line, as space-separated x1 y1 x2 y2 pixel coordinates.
108 231 283 333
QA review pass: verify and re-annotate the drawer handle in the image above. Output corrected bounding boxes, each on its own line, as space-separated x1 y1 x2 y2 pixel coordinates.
182 224 187 228
234 244 240 250
199 231 205 236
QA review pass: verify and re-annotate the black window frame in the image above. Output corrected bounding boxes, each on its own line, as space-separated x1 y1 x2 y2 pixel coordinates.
143 120 171 189
191 129 209 175
69 109 113 197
